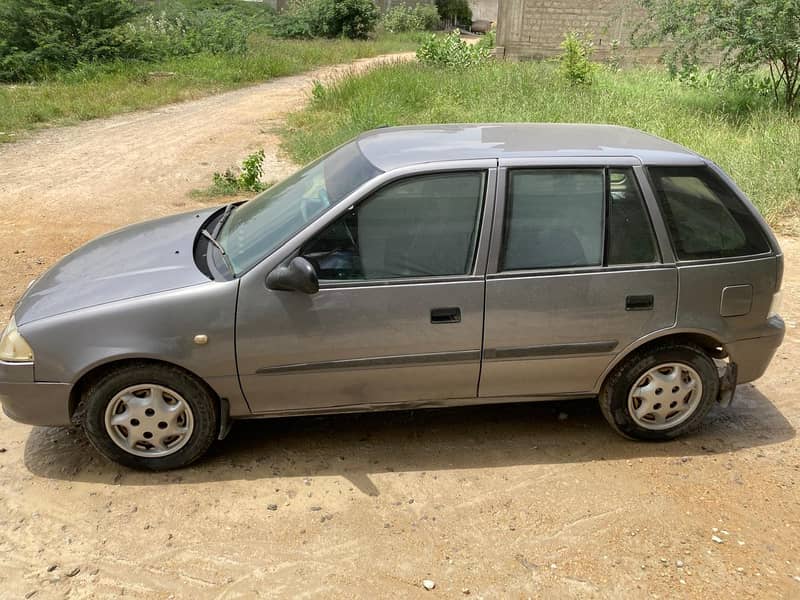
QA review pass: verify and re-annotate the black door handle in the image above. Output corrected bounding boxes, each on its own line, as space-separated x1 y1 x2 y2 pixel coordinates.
626 295 654 311
431 307 461 324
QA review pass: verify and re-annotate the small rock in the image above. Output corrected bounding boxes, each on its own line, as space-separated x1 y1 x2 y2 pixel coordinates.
680 456 690 463
46 565 57 573
408 499 415 504
550 564 557 569
0 447 6 453
712 535 724 544
660 557 667 563
310 506 322 512
25 591 37 599
676 560 684 568
736 567 744 573
793 575 800 583
66 567 80 578
557 412 568 421
267 504 278 511
461 589 470 595
422 579 435 590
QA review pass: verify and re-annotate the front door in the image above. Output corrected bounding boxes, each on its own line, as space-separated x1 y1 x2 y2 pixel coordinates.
480 164 678 397
237 168 495 414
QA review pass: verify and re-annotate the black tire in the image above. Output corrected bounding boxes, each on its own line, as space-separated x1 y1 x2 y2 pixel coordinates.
599 343 719 441
82 363 218 470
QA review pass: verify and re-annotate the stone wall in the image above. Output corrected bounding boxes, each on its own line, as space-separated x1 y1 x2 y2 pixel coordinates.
495 0 662 63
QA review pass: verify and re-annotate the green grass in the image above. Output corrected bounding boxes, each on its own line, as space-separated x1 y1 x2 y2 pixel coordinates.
282 61 800 226
0 33 421 142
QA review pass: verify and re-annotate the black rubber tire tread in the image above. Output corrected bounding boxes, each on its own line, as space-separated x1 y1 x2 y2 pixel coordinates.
599 342 719 441
82 362 218 470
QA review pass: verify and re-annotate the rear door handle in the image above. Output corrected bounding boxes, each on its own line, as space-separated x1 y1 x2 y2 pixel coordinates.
431 307 461 324
626 294 654 311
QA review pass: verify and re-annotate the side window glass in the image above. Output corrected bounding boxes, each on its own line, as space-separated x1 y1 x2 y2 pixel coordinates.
649 166 770 260
607 169 660 265
502 169 604 270
301 171 485 280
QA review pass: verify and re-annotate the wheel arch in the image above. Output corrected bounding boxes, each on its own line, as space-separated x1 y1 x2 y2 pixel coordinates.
595 329 726 393
68 357 224 427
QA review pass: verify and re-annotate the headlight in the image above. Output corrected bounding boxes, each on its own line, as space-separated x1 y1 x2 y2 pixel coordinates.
768 291 783 319
0 317 34 362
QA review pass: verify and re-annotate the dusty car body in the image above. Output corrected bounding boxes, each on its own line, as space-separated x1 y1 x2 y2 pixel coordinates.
0 124 784 469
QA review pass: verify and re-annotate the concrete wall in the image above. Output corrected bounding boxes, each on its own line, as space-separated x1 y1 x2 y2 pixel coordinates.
495 0 662 63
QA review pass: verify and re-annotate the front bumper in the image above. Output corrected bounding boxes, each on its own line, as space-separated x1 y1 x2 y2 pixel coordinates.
725 316 786 384
0 361 72 426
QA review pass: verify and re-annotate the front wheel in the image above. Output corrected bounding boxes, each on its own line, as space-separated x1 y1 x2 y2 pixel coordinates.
599 343 719 441
82 363 218 470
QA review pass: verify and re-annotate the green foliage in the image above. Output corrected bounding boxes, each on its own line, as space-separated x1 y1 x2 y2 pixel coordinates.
475 26 496 51
197 150 269 197
0 0 137 81
381 3 440 33
0 0 278 81
634 0 800 111
282 60 800 226
121 10 253 60
435 0 471 28
559 31 596 85
416 29 490 68
273 0 379 40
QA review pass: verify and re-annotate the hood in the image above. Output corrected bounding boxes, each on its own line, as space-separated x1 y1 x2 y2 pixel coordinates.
15 208 219 325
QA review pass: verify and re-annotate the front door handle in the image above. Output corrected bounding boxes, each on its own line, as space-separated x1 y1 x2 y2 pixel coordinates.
431 307 461 324
626 294 654 311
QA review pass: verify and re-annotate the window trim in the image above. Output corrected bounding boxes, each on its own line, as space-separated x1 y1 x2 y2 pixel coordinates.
604 166 663 267
645 164 773 264
300 168 493 288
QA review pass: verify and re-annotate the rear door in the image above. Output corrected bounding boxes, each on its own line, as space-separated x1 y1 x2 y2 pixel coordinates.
479 159 678 398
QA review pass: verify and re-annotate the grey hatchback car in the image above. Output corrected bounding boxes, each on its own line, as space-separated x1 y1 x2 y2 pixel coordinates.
0 124 785 469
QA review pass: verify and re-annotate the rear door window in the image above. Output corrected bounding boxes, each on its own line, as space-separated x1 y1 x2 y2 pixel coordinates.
648 166 769 260
502 169 604 270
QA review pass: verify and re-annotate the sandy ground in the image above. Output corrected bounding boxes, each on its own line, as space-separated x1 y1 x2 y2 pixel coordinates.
0 54 799 600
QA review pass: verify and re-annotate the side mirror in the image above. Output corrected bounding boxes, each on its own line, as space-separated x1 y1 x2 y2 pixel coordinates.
266 256 319 294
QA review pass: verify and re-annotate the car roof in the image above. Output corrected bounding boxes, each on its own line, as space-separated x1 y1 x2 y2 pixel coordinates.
355 123 704 171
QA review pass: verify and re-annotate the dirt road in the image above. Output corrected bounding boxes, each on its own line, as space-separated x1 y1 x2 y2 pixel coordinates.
1 55 799 599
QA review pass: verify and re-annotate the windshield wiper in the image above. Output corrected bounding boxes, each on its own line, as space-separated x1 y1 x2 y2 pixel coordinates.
213 203 236 239
201 228 234 276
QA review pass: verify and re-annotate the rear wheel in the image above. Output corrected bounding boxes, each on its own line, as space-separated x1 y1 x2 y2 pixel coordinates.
82 363 218 470
600 343 719 441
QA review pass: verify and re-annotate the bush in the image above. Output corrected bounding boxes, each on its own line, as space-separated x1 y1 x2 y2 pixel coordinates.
122 10 251 60
273 0 379 40
435 0 471 28
416 29 490 68
635 0 800 112
0 0 137 81
475 25 496 51
559 31 596 85
381 3 440 33
197 150 270 197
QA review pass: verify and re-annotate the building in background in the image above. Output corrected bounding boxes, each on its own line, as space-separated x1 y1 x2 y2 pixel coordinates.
469 0 499 22
495 0 661 62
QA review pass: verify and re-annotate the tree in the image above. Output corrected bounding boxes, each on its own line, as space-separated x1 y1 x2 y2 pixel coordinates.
0 0 137 81
634 0 800 112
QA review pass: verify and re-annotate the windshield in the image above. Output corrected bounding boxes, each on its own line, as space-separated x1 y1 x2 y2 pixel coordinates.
217 141 382 275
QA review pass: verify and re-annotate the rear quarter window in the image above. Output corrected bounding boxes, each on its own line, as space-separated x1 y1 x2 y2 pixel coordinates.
648 166 770 261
